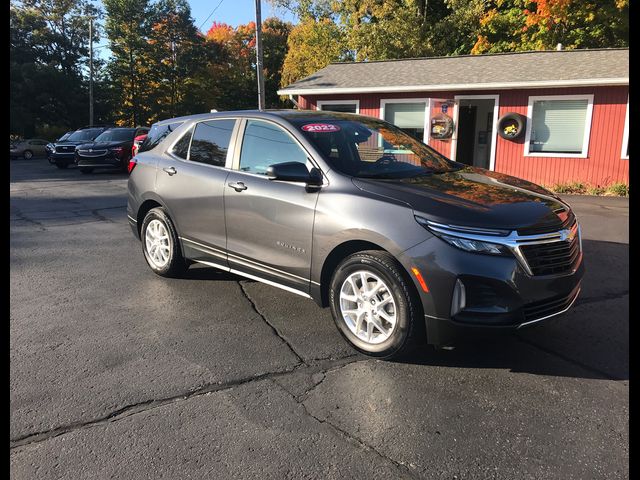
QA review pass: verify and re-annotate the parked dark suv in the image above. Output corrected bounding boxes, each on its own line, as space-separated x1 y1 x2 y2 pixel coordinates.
49 126 111 169
127 110 583 358
76 127 149 173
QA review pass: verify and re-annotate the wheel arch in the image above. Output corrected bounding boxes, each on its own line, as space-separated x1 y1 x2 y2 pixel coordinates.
316 240 391 308
136 199 164 237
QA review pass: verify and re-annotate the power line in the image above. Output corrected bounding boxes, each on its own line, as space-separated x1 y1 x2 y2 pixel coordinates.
198 0 226 31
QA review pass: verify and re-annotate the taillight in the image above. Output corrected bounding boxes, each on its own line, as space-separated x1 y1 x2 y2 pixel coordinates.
128 158 137 174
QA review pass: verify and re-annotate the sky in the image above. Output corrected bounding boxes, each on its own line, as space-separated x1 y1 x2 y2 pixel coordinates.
94 0 297 60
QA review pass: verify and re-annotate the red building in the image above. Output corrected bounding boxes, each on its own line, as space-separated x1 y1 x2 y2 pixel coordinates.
278 48 629 187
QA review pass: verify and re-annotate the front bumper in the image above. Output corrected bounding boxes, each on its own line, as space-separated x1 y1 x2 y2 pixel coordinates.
398 235 584 346
49 152 76 165
77 154 123 169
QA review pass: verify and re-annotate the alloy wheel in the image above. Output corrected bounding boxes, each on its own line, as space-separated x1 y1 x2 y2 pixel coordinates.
339 270 397 344
145 219 171 268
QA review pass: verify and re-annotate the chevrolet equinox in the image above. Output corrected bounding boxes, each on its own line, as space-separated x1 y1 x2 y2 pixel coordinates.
127 110 583 358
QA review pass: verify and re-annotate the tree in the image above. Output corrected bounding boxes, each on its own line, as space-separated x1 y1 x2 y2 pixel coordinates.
204 18 293 110
147 0 210 119
103 0 155 126
280 17 349 87
10 0 101 136
334 0 451 61
262 18 293 107
472 0 629 53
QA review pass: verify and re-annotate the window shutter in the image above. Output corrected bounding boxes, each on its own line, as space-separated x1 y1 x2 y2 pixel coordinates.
530 99 589 154
384 103 426 129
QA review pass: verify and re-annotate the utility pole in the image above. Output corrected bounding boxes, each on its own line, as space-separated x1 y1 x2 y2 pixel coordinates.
254 0 265 110
89 16 94 125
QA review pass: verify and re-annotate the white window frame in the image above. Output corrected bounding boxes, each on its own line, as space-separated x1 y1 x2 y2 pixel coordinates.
450 94 500 171
379 98 430 144
316 99 360 114
621 95 629 159
524 94 594 158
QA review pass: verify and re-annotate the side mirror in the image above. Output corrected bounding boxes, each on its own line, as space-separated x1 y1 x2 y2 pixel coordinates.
267 162 323 186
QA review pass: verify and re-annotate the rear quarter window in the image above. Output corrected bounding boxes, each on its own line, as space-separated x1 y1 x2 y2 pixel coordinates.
139 122 183 153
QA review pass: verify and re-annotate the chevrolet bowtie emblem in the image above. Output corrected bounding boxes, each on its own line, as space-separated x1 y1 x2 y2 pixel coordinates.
560 229 576 242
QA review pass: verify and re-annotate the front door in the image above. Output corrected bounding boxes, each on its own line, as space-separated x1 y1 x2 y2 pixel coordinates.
156 118 238 266
224 119 320 294
456 105 477 165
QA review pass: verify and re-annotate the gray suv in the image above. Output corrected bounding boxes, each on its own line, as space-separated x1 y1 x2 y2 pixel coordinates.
127 110 583 358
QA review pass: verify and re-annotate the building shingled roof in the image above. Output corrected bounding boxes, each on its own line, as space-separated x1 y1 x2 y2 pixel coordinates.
277 48 629 95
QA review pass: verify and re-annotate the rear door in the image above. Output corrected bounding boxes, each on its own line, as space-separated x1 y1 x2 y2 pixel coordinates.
156 118 239 267
223 118 320 294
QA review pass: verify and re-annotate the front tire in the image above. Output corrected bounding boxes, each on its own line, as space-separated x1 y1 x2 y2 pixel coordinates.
140 207 187 277
329 250 423 359
79 167 94 174
23 150 33 160
55 161 68 169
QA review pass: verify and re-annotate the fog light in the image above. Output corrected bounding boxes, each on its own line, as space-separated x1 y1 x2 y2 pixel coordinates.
451 279 466 317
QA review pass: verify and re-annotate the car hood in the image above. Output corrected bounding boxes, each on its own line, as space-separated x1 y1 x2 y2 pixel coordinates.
352 166 572 232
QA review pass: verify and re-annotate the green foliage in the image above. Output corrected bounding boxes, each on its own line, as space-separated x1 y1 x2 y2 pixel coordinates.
103 0 155 126
11 0 629 132
605 182 629 197
10 0 103 136
280 17 349 87
548 181 587 194
473 0 629 53
546 181 629 196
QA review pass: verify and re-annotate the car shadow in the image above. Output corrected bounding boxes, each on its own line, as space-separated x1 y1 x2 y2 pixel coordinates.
179 239 627 381
395 238 629 380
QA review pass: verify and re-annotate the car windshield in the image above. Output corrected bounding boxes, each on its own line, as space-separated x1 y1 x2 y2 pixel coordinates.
94 129 135 142
292 116 458 178
66 129 104 142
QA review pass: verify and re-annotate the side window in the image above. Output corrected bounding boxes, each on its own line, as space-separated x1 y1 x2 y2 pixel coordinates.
139 121 183 153
170 127 193 160
189 119 236 167
239 120 307 175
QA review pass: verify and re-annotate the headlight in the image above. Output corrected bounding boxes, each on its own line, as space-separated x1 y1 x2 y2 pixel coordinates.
415 216 512 256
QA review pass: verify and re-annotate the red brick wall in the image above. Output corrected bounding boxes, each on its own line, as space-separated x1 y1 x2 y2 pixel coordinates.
298 86 629 186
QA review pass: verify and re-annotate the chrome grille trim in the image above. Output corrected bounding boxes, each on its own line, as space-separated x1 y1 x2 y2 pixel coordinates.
77 149 108 157
425 219 582 277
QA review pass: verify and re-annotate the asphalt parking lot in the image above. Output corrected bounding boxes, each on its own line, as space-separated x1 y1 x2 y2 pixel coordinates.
10 157 628 479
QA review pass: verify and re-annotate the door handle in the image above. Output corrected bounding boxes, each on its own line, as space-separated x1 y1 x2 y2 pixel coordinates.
163 167 177 176
228 181 248 192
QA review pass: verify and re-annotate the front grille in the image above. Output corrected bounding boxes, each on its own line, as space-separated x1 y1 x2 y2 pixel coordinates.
56 145 75 153
78 149 107 157
519 233 580 276
523 287 580 323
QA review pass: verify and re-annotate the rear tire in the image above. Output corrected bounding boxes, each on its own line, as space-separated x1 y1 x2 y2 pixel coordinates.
79 167 94 174
329 250 424 359
140 207 187 278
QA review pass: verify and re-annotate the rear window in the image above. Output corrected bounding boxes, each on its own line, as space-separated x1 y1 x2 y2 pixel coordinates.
139 122 183 153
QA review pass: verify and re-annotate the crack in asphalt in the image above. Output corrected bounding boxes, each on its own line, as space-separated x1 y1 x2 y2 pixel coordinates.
10 356 360 451
271 373 421 480
238 281 308 366
11 211 47 231
11 205 126 228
